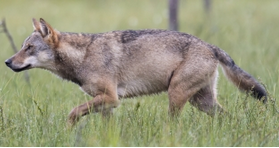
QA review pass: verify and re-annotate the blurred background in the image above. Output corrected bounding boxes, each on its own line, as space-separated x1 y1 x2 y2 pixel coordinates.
1 0 278 63
1 0 279 114
0 0 279 146
1 0 279 108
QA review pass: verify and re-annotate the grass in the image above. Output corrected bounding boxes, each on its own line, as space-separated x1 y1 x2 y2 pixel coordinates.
0 0 279 146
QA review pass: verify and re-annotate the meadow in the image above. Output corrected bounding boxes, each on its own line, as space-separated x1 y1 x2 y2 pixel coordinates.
0 0 279 146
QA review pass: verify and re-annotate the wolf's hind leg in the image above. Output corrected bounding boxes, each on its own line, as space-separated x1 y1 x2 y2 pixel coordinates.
168 66 217 117
189 74 224 116
167 45 219 117
168 82 203 117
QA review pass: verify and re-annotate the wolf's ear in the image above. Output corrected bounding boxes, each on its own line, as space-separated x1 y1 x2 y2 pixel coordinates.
32 18 40 32
39 18 55 37
39 18 59 48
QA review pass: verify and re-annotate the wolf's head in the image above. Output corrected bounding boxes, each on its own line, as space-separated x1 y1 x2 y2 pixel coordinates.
5 18 59 72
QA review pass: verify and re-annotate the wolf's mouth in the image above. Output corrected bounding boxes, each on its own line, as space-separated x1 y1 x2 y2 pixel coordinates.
12 64 31 72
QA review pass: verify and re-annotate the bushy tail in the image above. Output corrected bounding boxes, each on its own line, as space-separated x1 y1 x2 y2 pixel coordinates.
210 46 267 103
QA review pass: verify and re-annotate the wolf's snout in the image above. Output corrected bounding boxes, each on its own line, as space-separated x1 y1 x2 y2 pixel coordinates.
5 58 12 66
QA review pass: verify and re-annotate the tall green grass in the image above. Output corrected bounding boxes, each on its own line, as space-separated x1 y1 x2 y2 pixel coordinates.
0 0 279 146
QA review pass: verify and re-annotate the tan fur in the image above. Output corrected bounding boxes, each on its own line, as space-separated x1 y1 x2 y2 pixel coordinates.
5 18 267 125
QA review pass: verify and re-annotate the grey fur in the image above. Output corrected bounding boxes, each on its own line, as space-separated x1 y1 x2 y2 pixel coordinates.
5 18 267 125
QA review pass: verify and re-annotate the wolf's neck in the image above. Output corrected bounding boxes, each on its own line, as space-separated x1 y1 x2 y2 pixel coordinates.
51 32 97 85
56 32 96 65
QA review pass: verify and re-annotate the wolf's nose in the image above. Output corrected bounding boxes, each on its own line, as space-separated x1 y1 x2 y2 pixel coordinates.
5 59 12 66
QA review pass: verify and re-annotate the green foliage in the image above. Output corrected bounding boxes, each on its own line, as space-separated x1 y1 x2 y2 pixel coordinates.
0 0 279 146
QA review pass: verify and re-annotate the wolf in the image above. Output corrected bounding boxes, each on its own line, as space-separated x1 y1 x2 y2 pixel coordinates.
5 18 267 125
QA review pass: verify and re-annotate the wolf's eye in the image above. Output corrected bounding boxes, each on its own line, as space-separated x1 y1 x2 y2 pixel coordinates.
25 44 33 51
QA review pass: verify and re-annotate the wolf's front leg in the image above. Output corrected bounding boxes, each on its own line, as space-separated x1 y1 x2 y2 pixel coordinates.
68 94 120 126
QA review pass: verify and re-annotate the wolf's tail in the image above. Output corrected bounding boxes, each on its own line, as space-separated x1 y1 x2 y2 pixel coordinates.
210 45 267 103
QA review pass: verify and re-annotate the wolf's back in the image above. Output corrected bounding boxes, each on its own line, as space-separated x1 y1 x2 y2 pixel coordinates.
210 45 267 103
